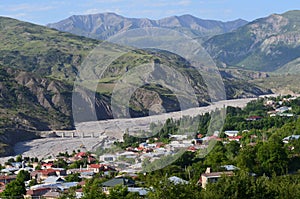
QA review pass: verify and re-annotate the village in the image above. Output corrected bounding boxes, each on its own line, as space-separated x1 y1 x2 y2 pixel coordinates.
0 95 299 198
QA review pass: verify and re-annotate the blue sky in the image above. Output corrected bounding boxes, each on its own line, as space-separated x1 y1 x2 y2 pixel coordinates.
0 0 299 25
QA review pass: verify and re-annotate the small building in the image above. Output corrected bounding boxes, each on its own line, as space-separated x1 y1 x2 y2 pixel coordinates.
31 169 57 182
227 135 242 142
224 131 239 137
275 106 291 113
170 134 188 140
42 163 54 169
99 154 117 162
0 175 17 184
127 187 149 196
44 176 65 184
283 135 300 144
43 190 61 199
75 188 83 199
221 165 239 171
168 176 188 185
199 167 234 189
87 164 116 173
25 188 51 199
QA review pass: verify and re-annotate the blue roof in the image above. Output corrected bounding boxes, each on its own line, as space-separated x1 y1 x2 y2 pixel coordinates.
221 165 239 171
128 187 149 196
44 176 65 184
168 176 188 185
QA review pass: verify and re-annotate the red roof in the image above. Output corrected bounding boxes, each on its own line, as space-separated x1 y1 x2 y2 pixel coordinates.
228 136 242 139
188 146 198 152
0 175 17 181
78 180 86 186
42 163 53 167
76 188 83 193
89 164 103 169
33 169 57 176
26 187 51 196
75 152 87 157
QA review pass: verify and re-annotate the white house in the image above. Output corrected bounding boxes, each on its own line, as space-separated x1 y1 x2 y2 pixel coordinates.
282 135 300 144
224 131 239 137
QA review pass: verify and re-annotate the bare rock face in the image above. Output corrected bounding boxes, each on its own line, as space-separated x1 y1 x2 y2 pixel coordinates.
14 71 71 115
129 87 164 116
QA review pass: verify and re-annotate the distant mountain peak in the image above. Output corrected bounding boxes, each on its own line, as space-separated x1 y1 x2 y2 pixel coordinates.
47 13 248 40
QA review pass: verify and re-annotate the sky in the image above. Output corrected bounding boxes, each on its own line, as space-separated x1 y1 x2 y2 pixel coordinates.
0 0 300 25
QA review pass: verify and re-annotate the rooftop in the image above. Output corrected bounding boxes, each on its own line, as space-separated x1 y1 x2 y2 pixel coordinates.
201 171 234 178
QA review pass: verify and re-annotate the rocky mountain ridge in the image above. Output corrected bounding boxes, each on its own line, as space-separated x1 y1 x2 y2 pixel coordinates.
47 12 248 39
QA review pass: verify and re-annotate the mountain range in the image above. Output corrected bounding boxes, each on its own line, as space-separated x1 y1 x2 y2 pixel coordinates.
47 12 248 40
48 10 300 73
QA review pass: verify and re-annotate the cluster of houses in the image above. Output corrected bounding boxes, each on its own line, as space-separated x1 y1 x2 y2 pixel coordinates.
1 96 300 197
0 132 247 198
265 97 295 117
0 150 151 198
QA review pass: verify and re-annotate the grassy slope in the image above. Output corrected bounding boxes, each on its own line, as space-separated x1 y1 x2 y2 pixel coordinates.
204 10 300 72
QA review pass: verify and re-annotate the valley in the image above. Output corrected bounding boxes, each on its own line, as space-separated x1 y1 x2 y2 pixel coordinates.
0 97 258 163
1 4 300 198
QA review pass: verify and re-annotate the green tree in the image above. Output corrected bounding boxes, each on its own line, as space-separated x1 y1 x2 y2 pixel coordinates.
257 140 288 176
16 155 22 162
108 185 130 199
82 178 107 199
225 141 240 160
204 142 228 170
54 158 68 169
16 170 30 182
65 173 81 182
1 179 26 198
147 176 201 199
237 145 257 172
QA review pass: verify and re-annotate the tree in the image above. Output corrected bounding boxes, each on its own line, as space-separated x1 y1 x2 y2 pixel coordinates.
16 155 22 162
65 173 81 182
54 158 68 169
108 185 130 199
204 142 228 170
225 141 240 160
257 140 288 176
147 176 201 199
17 170 30 182
82 178 107 199
237 145 257 172
1 179 26 198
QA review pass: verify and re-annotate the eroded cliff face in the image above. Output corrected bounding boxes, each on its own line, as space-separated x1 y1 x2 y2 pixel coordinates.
15 71 70 115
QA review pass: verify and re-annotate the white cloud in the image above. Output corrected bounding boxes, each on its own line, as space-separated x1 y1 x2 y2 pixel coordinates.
7 4 55 12
83 8 102 15
75 8 122 15
147 0 192 7
176 0 192 6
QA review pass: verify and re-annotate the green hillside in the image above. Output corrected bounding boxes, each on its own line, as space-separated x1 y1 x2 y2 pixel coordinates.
0 17 270 156
204 10 300 72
